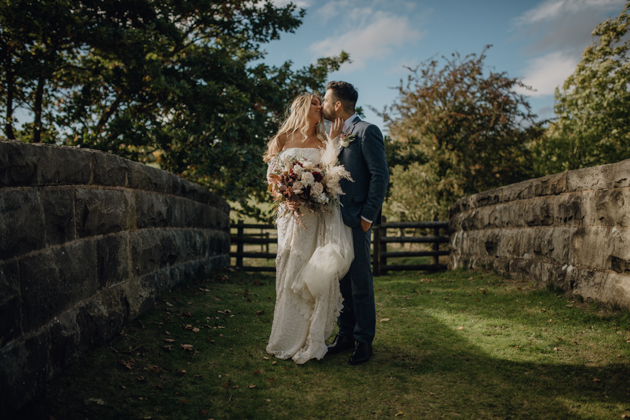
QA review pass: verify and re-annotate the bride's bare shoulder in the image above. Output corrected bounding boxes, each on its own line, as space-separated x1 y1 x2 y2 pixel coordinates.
277 133 289 150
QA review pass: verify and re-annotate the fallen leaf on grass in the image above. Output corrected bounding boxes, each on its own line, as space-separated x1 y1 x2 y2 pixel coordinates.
176 369 186 374
165 331 170 335
380 318 390 322
457 327 464 330
84 398 106 405
263 357 269 360
232 385 239 389
265 398 271 402
194 375 202 378
120 359 136 370
164 339 175 343
269 378 275 382
248 385 256 389
200 410 209 416
184 324 193 330
253 370 261 374
137 376 146 382
554 347 559 351
256 310 265 316
593 378 601 382
395 413 404 417
192 328 200 333
181 344 194 351
163 345 173 351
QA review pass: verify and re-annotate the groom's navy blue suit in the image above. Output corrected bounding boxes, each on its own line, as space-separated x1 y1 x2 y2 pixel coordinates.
337 116 389 345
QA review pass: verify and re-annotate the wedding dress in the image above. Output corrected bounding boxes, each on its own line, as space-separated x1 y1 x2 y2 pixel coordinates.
266 146 354 364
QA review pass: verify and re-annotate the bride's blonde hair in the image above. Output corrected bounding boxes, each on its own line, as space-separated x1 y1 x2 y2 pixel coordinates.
263 93 327 162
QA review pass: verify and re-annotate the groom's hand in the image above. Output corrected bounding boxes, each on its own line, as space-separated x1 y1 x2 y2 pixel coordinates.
361 219 372 232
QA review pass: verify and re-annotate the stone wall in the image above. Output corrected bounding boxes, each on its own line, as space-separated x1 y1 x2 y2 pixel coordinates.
0 139 230 414
450 160 630 308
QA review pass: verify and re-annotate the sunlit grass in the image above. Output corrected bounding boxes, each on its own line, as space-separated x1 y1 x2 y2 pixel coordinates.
17 268 630 419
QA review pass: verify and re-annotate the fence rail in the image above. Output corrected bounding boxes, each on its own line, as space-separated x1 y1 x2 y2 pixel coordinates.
230 218 450 275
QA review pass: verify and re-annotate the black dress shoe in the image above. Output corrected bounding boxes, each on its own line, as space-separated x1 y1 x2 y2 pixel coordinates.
349 343 372 365
327 334 355 354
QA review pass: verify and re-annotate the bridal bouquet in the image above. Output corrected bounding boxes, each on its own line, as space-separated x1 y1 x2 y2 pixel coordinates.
268 146 352 227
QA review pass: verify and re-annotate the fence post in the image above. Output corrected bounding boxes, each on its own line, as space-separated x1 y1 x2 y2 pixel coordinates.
432 215 439 266
373 224 381 277
379 216 387 275
237 220 244 270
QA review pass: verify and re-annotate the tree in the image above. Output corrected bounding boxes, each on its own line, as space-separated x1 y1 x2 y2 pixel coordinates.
533 2 630 175
380 47 541 221
0 0 349 220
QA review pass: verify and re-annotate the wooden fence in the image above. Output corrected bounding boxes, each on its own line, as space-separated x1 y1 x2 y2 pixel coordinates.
230 218 449 275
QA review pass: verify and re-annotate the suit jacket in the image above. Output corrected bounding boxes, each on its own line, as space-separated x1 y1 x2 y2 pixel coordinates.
337 117 389 228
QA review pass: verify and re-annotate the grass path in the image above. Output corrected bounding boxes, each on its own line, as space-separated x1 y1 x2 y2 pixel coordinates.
18 268 630 419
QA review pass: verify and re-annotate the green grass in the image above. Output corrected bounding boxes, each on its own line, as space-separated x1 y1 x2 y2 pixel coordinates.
17 268 630 419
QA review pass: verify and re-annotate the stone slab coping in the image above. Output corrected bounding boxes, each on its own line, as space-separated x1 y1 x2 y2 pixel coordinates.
0 139 229 214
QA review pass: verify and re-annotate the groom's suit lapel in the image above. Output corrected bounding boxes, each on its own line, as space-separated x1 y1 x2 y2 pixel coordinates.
339 116 361 159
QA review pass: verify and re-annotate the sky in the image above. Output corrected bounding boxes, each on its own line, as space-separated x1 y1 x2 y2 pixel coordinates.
264 0 627 131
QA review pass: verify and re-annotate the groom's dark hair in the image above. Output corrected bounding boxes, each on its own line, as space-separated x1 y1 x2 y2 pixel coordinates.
326 81 358 113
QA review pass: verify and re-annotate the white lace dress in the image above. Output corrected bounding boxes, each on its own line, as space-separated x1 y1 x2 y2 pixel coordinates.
266 147 354 364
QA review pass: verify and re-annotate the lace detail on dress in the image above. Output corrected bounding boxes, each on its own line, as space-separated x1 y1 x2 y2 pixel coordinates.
265 148 353 364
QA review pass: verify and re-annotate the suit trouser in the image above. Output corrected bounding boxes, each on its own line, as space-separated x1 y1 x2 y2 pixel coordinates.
338 225 376 344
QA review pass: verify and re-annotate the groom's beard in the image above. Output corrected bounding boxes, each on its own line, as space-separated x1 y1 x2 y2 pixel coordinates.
322 108 337 122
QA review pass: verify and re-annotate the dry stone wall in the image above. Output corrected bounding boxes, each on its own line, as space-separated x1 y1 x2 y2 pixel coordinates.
0 139 230 414
449 160 630 309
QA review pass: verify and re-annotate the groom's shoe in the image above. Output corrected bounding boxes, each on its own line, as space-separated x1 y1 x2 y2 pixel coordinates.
349 343 372 365
327 334 355 355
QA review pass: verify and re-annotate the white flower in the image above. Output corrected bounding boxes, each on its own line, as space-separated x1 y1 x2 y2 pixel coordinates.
314 193 329 204
303 161 314 170
301 172 314 185
311 182 324 196
293 181 304 194
293 163 304 176
339 134 356 148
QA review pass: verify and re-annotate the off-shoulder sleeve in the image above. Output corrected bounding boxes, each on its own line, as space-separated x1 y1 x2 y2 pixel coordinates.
266 153 283 180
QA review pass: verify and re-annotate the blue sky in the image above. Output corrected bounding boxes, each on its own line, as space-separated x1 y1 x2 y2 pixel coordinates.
265 0 626 131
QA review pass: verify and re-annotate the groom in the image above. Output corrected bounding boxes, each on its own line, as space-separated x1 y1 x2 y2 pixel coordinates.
322 81 389 365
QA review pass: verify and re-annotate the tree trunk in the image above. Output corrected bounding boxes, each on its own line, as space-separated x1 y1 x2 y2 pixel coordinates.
4 58 16 140
95 94 122 135
32 75 45 143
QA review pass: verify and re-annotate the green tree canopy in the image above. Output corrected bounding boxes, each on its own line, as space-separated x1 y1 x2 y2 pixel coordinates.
0 0 349 220
380 47 542 221
533 1 630 175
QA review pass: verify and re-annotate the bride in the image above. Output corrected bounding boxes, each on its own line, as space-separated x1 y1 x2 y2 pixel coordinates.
263 94 354 364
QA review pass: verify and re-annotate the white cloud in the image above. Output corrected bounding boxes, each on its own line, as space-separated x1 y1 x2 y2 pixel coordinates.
310 11 423 72
317 0 359 22
316 0 417 23
515 51 579 97
270 0 311 8
514 0 623 26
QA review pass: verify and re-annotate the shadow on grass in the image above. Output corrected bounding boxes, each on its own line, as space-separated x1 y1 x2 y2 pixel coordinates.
14 268 630 419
